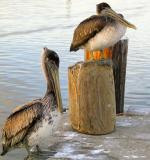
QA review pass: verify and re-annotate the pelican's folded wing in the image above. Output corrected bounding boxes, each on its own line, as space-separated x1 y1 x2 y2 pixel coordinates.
1 100 42 155
70 15 112 51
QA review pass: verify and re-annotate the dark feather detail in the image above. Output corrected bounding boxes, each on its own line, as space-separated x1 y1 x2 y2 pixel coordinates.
118 13 124 18
70 15 113 51
1 100 43 155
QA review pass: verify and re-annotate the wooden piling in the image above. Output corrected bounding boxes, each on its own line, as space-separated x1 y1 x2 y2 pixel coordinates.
112 39 128 114
68 61 116 135
84 39 128 114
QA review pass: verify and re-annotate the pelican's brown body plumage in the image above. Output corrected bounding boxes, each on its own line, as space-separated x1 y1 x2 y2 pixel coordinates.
1 48 63 156
1 100 42 155
70 2 136 53
70 15 114 51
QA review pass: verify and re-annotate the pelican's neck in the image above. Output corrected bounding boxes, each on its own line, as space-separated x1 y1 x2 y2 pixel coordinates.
46 80 54 96
44 71 57 110
41 51 55 97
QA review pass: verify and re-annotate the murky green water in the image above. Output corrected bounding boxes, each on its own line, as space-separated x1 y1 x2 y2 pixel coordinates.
0 0 150 159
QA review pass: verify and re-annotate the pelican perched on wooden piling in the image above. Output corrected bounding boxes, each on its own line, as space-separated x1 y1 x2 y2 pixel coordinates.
70 2 136 60
1 48 63 156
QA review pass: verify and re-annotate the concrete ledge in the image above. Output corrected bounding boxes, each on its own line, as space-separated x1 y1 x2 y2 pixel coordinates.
1 110 150 160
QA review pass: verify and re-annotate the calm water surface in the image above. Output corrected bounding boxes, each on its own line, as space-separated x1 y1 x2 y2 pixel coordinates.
0 0 150 159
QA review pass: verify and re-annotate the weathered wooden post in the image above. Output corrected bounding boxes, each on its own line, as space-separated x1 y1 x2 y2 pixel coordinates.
84 39 128 114
112 39 128 114
68 61 116 134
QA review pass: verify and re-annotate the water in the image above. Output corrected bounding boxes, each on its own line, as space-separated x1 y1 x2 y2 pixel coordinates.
0 0 150 159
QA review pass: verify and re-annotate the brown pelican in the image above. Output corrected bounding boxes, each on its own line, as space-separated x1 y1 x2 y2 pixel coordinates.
70 2 136 60
1 48 63 156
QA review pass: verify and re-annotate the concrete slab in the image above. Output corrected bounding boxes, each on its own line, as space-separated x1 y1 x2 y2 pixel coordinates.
0 111 150 160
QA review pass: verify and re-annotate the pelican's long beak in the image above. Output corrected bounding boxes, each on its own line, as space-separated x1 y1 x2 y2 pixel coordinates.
47 62 63 113
102 8 137 29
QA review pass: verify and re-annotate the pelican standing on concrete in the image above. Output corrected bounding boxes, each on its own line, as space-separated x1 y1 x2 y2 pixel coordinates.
70 2 136 60
1 48 63 156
